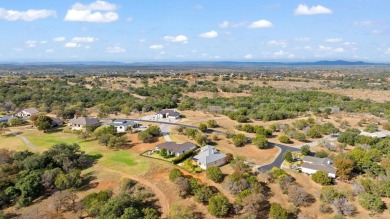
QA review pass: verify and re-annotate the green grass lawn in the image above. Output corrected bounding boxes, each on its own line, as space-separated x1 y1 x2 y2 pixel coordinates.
0 128 151 176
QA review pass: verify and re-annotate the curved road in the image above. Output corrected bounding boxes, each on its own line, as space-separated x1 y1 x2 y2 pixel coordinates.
124 118 299 171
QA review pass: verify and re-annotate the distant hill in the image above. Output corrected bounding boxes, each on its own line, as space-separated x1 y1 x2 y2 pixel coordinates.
0 60 388 66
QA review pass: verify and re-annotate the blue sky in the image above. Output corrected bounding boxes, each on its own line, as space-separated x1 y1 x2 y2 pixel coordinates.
0 0 389 62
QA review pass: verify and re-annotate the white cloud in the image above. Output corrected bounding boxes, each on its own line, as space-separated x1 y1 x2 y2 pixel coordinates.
219 20 246 28
149 45 164 49
334 48 345 53
64 42 81 48
325 38 343 43
45 49 54 53
0 8 56 21
40 41 47 44
25 40 38 48
64 0 118 23
249 19 273 28
385 48 390 55
353 21 378 26
199 30 218 39
72 0 117 11
126 17 133 22
295 37 311 42
268 40 288 47
164 35 188 43
344 42 356 46
371 30 384 35
72 37 97 43
294 4 332 15
53 37 66 42
160 51 165 55
106 46 125 53
273 50 294 58
244 54 252 59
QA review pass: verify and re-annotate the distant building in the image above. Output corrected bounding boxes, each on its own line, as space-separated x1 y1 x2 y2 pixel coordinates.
155 141 197 157
69 117 100 130
360 130 390 139
0 115 13 124
301 156 337 178
193 145 226 170
109 119 140 133
16 108 39 118
51 117 64 127
156 109 180 119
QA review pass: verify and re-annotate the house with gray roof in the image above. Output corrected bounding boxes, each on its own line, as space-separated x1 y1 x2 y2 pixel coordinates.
156 109 180 119
16 108 39 118
155 141 197 157
360 130 390 139
109 119 140 133
193 145 226 170
0 115 13 124
301 156 337 178
69 117 100 130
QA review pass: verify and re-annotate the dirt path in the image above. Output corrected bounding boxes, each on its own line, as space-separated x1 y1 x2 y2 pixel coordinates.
6 131 39 151
95 164 169 219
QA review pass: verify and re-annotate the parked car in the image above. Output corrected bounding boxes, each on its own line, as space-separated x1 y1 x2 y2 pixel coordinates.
290 165 300 170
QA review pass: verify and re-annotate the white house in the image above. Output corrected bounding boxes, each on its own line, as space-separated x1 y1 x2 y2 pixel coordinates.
109 119 140 133
69 117 100 130
301 156 337 178
156 109 180 119
193 145 226 170
16 108 39 118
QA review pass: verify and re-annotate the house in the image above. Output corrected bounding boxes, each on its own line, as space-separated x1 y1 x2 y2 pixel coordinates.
155 141 197 157
16 108 39 118
301 156 337 178
69 117 100 130
0 115 13 124
360 130 390 139
109 119 140 133
193 145 226 170
51 117 64 127
156 109 180 119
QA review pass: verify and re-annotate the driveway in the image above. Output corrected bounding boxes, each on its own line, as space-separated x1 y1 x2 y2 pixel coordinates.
256 142 300 171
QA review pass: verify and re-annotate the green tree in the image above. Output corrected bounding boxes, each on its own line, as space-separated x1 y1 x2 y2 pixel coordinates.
54 170 83 190
312 170 332 185
232 134 248 147
34 115 52 132
208 194 230 217
186 128 198 139
320 186 342 204
364 124 378 133
195 133 208 146
199 123 207 132
358 192 385 213
252 134 268 149
283 151 294 163
269 203 288 219
307 124 323 138
138 131 153 143
207 120 218 128
169 203 194 219
194 186 213 204
334 158 354 180
169 169 183 182
146 125 161 136
206 166 224 183
300 145 311 156
278 135 291 144
159 148 168 158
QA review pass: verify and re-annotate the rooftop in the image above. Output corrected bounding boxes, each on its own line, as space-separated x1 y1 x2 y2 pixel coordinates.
156 141 196 153
69 117 100 126
302 156 336 174
193 145 226 165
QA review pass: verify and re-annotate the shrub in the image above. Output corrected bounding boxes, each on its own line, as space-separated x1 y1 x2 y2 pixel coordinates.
138 131 153 143
278 135 291 144
283 151 294 163
232 134 248 147
207 120 218 128
206 166 224 183
169 169 183 182
208 194 230 217
199 123 207 132
320 186 343 204
312 170 332 185
300 145 310 155
358 192 385 213
269 203 288 219
252 134 268 149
